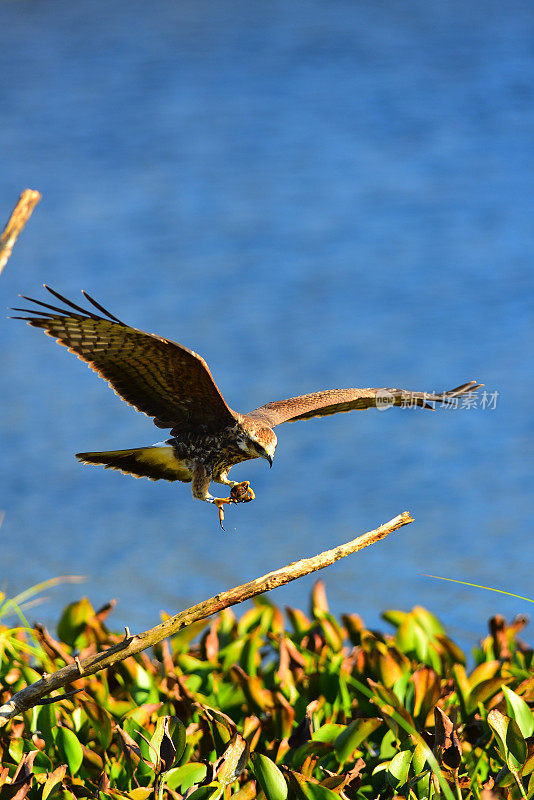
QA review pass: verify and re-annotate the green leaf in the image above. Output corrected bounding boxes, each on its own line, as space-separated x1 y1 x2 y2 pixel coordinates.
487 709 509 749
216 733 250 786
299 781 343 800
149 716 177 772
32 750 54 775
56 597 94 647
523 747 534 778
237 606 263 636
286 606 312 637
411 606 445 636
290 742 333 770
505 718 528 771
488 709 527 773
495 765 516 788
468 678 504 712
219 639 247 671
42 764 67 800
186 782 224 800
170 716 187 763
319 614 344 652
8 737 26 762
84 700 113 749
56 727 84 775
396 617 427 659
334 718 382 763
379 728 398 759
130 663 159 705
502 685 534 738
412 742 427 777
392 672 411 703
312 723 345 744
386 750 413 789
320 670 341 705
382 609 408 629
252 753 288 800
165 762 208 792
468 660 500 690
241 635 262 676
36 702 56 742
171 619 209 653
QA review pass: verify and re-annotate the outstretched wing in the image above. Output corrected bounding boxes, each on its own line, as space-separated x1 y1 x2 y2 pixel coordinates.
11 286 238 433
247 382 483 426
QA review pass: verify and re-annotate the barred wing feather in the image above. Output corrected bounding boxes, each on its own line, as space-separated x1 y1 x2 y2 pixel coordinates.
11 287 237 433
247 382 483 426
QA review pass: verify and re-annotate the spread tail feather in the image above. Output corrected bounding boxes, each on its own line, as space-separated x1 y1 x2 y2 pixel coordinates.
75 446 192 483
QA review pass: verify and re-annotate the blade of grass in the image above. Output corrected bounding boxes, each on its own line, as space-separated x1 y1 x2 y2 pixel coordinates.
1 629 45 659
2 598 48 655
9 575 86 608
423 576 533 604
0 576 86 662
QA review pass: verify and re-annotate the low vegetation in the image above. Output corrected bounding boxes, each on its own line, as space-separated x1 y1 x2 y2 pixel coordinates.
0 584 532 799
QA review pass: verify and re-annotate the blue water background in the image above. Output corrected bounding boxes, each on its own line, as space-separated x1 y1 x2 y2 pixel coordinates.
1 0 533 650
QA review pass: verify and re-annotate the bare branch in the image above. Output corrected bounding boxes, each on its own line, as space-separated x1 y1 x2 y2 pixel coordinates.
0 511 413 725
0 189 41 276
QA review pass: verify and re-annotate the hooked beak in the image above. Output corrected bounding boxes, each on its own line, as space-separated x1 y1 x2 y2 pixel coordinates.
267 455 273 468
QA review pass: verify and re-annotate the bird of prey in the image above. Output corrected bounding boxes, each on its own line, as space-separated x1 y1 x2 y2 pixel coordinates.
12 287 483 528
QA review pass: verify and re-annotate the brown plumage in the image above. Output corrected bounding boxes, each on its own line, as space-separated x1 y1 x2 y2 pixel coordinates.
12 287 483 527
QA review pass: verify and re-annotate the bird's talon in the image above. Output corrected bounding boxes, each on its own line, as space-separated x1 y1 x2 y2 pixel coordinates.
213 497 235 531
230 481 255 503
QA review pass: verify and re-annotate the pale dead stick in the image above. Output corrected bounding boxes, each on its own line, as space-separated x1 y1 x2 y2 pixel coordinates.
0 511 413 725
0 189 41 276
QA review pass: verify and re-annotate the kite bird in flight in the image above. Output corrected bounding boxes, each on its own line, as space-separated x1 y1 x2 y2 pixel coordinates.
12 287 482 528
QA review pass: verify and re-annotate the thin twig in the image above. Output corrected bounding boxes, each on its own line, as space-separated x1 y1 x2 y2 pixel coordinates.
35 689 83 706
0 511 413 725
0 189 41 275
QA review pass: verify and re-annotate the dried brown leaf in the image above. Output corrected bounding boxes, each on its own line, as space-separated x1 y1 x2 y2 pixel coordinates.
434 707 461 770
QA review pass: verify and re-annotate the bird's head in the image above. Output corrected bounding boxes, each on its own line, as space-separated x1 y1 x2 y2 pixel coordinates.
238 422 277 467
